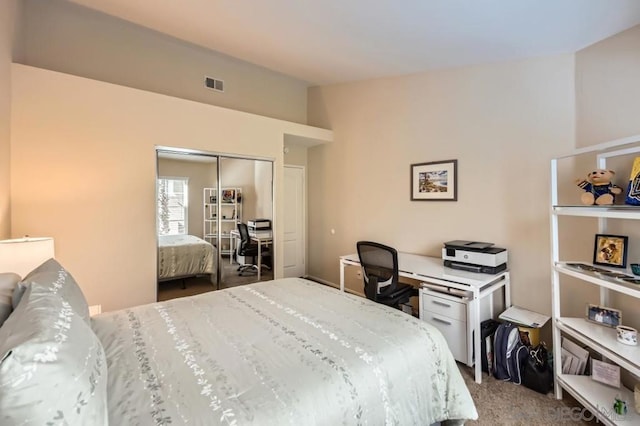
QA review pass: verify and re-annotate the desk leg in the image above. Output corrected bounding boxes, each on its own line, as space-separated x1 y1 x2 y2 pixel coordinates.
504 273 511 307
473 292 482 384
230 235 234 265
257 242 262 281
339 259 345 292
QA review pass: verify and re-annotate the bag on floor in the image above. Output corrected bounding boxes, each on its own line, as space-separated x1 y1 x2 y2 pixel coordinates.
522 342 553 394
493 321 529 384
479 319 502 375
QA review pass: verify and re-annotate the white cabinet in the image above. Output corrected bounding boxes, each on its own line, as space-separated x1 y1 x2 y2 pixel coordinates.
420 290 469 363
550 134 640 425
203 187 242 255
419 285 492 366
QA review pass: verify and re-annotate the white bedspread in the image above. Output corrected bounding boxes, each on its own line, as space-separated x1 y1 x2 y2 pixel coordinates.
92 278 477 425
157 234 215 280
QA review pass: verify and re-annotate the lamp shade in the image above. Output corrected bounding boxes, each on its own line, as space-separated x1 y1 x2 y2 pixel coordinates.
0 237 55 277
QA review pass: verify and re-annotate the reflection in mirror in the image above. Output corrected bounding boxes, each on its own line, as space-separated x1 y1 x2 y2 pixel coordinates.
155 149 274 302
220 157 274 288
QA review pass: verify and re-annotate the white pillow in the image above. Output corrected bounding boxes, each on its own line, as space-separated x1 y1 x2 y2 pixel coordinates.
0 273 21 328
13 259 90 324
0 283 108 425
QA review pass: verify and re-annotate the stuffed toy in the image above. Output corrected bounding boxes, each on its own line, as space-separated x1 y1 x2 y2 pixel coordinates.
576 169 622 205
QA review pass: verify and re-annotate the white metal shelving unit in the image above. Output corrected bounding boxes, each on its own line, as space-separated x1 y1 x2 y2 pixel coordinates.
551 134 640 425
203 187 242 255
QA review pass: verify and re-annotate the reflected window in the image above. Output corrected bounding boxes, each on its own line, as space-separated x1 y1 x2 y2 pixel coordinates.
157 177 188 235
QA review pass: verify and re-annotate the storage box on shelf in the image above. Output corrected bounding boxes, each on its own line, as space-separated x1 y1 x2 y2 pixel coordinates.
551 134 640 425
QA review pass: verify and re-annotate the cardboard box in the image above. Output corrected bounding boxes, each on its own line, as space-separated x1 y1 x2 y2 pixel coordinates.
518 325 540 347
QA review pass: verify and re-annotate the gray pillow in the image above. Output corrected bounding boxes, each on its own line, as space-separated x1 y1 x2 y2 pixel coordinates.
0 273 21 328
0 283 108 425
15 258 90 323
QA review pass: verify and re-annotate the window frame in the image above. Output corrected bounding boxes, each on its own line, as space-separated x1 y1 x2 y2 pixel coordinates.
157 176 189 236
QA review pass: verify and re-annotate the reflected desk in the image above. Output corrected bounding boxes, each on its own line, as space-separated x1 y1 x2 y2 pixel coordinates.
230 229 272 280
339 252 511 384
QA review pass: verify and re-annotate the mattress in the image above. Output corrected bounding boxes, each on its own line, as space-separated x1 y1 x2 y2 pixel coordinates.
92 278 477 425
157 234 215 280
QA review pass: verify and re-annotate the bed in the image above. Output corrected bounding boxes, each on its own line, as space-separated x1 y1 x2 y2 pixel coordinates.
0 259 478 425
157 234 216 282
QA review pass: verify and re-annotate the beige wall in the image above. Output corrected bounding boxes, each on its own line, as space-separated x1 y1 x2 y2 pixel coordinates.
11 64 331 311
253 160 274 220
307 55 576 319
283 144 308 167
17 0 309 124
0 0 20 239
576 25 640 147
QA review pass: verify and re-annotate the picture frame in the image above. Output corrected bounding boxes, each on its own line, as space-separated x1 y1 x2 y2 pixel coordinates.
586 303 622 328
410 159 457 201
593 234 628 268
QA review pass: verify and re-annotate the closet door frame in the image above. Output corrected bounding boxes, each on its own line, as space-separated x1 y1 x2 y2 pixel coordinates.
155 146 275 296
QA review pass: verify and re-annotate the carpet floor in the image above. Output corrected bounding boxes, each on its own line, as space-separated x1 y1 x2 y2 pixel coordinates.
158 274 594 425
458 365 594 425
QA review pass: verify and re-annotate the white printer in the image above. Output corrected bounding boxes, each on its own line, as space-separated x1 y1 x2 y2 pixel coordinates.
441 240 507 274
247 218 271 231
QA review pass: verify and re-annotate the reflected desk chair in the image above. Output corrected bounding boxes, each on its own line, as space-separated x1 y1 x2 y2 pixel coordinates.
236 223 271 276
356 241 417 310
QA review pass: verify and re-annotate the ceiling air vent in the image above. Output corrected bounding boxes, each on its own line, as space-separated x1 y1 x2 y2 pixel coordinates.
204 76 224 92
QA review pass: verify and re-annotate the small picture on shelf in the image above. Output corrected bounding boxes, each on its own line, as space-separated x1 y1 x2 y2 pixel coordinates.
593 234 628 269
566 262 608 273
586 304 621 328
591 359 621 388
222 190 235 203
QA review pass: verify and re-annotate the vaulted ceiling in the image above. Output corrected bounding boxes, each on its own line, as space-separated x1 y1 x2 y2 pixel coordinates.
70 0 640 85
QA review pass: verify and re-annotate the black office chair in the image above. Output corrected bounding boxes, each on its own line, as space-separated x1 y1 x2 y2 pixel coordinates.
236 223 270 276
356 241 417 310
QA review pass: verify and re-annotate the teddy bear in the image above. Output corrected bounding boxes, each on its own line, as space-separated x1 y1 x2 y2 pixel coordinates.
575 169 622 205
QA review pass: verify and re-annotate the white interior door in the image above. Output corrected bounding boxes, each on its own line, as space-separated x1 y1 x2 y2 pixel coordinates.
283 166 305 278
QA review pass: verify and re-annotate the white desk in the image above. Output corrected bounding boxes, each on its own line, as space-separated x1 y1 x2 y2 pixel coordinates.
230 229 272 280
339 252 510 384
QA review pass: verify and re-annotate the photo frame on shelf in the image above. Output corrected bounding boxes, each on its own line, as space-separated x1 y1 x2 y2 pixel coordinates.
410 159 457 201
222 189 235 203
586 304 621 328
593 234 628 269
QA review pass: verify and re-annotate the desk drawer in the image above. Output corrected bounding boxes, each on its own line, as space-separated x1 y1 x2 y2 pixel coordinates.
423 313 467 363
422 292 466 321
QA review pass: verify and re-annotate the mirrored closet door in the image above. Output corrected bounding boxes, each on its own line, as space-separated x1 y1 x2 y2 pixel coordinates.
155 148 274 302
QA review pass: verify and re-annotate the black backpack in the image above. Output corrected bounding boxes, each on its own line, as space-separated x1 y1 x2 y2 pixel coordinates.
493 322 529 384
478 319 502 375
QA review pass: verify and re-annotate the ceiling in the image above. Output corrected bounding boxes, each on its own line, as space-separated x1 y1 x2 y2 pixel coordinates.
69 0 640 86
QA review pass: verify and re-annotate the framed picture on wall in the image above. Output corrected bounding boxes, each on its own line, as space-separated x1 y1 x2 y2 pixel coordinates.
593 234 628 269
410 159 457 201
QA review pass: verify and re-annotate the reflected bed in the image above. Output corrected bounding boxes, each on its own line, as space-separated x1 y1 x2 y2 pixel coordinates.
157 234 216 281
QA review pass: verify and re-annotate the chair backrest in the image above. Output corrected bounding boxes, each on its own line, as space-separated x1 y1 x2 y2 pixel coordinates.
356 241 399 301
237 223 251 253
